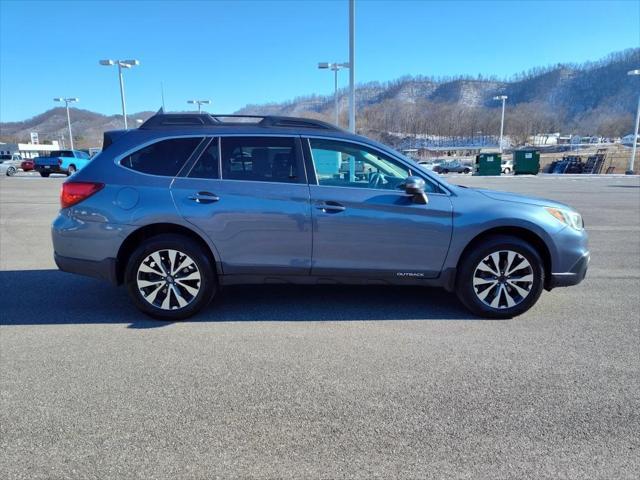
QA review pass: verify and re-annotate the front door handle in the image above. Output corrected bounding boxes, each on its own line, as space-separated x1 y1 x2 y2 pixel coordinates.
188 191 220 204
316 201 346 213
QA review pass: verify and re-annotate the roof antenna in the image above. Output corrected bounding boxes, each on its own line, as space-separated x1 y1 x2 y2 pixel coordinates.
160 81 166 111
156 106 164 115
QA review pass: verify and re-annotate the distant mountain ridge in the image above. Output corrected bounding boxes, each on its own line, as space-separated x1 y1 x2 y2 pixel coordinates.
1 48 638 148
237 49 639 120
0 109 156 148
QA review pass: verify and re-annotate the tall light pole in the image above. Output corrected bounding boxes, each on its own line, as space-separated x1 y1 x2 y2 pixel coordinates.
493 95 508 153
187 99 211 113
627 69 640 175
99 59 140 129
53 97 78 150
318 62 348 126
348 0 355 133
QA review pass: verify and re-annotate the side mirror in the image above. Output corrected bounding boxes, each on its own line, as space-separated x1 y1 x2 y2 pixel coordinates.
404 176 428 204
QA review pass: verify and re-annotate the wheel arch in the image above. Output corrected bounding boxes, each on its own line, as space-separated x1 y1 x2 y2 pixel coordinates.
455 226 552 288
116 223 221 285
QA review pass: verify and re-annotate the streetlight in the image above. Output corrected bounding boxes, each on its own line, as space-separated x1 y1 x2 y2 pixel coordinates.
493 95 508 153
99 59 140 129
627 69 640 175
318 62 349 126
348 0 355 133
53 97 79 150
187 99 211 113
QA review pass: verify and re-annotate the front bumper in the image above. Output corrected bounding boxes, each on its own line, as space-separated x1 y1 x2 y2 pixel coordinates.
548 251 590 288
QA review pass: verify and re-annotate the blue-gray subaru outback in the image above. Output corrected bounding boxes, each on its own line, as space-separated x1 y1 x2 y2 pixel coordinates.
52 112 589 320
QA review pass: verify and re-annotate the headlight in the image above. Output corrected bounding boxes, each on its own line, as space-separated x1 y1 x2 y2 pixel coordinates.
545 207 584 230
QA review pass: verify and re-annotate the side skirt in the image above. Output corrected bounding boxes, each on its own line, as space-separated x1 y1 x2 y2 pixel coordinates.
219 272 453 288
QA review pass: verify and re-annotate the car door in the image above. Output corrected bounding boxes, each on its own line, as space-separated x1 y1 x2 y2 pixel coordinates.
304 137 453 279
171 136 312 276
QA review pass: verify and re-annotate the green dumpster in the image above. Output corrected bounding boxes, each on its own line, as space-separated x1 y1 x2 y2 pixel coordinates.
513 150 540 175
474 153 502 176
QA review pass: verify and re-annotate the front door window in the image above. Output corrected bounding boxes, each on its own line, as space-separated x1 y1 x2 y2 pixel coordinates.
308 138 420 191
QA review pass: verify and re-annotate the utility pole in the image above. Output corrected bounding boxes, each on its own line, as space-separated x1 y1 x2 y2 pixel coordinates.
53 97 78 150
187 99 211 113
348 0 355 133
627 69 640 174
318 62 348 126
99 59 140 129
493 95 508 153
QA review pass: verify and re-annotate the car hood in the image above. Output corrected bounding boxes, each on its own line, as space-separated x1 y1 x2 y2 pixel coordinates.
470 187 573 210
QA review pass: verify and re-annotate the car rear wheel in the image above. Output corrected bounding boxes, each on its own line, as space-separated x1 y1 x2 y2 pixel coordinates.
455 235 544 318
39 171 50 178
441 169 449 174
503 168 511 174
125 234 217 320
463 168 471 174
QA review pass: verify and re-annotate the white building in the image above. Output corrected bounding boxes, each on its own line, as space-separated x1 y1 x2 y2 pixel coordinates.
0 141 61 159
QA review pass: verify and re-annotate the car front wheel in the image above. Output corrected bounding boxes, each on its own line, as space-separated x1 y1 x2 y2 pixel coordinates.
39 171 50 177
455 235 544 318
125 234 217 320
6 166 16 176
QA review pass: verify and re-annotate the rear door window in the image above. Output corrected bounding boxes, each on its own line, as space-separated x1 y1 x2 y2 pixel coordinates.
220 136 303 183
121 137 203 176
187 138 220 179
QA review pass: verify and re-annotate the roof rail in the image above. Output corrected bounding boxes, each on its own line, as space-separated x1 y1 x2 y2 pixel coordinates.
139 113 220 129
138 113 341 131
257 116 338 130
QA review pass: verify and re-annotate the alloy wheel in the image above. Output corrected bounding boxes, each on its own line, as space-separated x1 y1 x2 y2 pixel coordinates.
136 249 201 310
472 250 534 309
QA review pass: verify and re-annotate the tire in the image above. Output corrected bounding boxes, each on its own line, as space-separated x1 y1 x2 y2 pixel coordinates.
442 169 449 174
463 168 471 174
503 168 510 174
67 164 76 176
125 234 217 320
39 171 50 177
6 166 16 177
455 235 544 319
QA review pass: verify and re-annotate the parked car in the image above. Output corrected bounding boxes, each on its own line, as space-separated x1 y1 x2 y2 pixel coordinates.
34 149 92 177
417 160 443 171
432 160 472 174
52 113 589 320
0 153 21 176
21 159 35 172
501 159 514 174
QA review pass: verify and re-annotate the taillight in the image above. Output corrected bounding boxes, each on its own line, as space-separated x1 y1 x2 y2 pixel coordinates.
60 182 104 209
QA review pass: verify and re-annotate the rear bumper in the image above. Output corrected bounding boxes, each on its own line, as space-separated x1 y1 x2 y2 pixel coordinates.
35 165 65 174
54 253 118 285
548 251 590 288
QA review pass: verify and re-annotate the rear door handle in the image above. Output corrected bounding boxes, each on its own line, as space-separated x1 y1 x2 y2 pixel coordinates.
188 191 220 204
316 201 346 213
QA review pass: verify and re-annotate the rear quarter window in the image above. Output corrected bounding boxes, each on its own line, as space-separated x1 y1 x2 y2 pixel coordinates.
121 137 203 176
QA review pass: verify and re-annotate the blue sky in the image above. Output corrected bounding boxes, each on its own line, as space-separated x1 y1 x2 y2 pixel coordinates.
1 0 638 122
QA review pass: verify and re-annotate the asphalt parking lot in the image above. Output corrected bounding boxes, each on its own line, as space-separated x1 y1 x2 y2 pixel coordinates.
1 173 639 479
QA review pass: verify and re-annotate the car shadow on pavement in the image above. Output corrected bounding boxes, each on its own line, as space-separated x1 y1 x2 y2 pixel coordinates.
0 269 478 328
